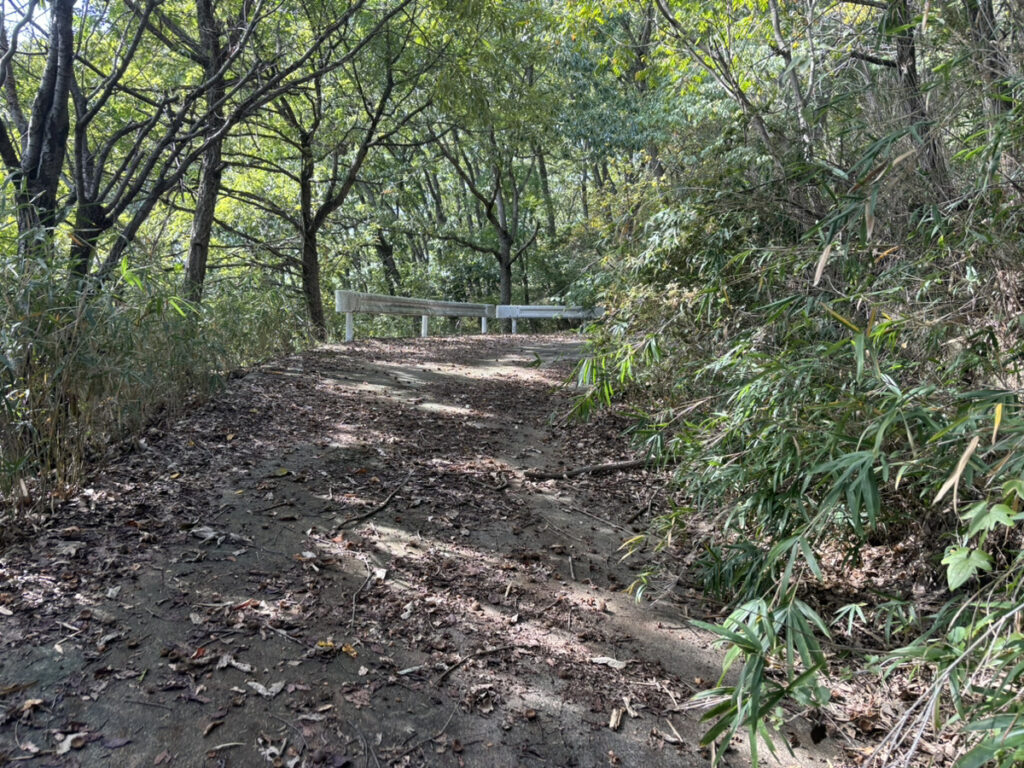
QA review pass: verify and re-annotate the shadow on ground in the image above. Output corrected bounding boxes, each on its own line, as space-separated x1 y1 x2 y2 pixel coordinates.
0 334 841 767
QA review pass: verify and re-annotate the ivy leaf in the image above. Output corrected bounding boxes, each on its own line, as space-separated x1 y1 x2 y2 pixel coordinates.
965 503 1016 540
941 546 993 591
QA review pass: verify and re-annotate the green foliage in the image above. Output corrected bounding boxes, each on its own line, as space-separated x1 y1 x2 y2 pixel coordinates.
692 597 831 765
564 1 1024 761
1 249 309 530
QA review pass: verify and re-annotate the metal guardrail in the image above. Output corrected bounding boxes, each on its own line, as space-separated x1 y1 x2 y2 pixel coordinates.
496 304 601 332
335 290 601 341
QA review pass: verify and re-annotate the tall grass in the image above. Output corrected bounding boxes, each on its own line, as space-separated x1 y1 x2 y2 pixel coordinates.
1 255 310 536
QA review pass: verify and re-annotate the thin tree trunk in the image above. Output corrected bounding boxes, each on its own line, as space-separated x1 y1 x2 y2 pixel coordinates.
964 0 1016 164
520 249 530 305
581 167 589 219
892 0 951 197
375 229 401 294
184 133 224 301
536 148 556 238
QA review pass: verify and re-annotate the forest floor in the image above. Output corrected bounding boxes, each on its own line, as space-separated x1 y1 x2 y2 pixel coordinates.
0 334 853 768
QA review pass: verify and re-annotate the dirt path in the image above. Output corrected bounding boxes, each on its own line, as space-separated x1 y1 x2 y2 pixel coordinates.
0 335 840 767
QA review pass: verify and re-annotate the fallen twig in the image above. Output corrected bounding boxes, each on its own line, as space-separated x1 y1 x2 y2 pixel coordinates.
433 645 518 686
349 560 374 628
576 507 633 534
252 500 294 514
626 487 660 524
388 707 457 764
524 457 673 480
335 471 414 530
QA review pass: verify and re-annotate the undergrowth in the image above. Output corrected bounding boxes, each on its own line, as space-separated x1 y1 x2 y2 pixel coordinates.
573 189 1024 766
1 256 310 537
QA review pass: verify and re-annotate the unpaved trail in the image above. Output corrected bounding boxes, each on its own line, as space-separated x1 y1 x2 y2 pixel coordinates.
0 335 840 767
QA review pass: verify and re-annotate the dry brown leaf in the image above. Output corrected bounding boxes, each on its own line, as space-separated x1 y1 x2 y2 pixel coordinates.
813 243 833 287
933 436 980 507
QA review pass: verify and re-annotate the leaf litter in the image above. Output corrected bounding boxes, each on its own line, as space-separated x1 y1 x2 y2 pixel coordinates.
0 334 857 766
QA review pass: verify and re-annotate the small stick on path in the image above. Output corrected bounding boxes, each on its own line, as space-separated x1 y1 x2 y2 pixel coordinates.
433 645 518 686
335 470 414 530
524 458 649 480
388 707 458 764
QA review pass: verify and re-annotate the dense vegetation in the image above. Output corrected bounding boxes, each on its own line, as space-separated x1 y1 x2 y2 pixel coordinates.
3 0 1024 765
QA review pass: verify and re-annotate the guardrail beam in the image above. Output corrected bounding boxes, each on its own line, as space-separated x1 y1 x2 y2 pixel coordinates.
335 289 601 341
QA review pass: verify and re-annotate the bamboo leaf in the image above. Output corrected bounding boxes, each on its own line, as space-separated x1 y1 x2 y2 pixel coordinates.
933 436 980 507
992 402 1003 446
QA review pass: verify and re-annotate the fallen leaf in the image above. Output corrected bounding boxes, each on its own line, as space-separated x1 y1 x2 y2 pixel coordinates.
650 726 680 745
154 749 172 765
608 708 624 731
341 644 358 658
19 698 43 714
55 732 88 755
246 681 285 698
590 656 628 670
203 720 224 737
102 737 132 749
216 654 254 673
344 687 371 708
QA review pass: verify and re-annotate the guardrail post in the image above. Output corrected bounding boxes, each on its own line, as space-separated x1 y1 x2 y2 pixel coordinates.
421 315 429 337
345 311 354 342
511 318 518 334
481 317 488 333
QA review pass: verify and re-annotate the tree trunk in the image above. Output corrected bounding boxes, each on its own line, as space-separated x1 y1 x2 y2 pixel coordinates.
184 133 224 302
183 0 226 302
964 0 1016 164
498 231 513 308
375 229 401 294
302 227 326 340
296 131 326 340
5 0 74 256
581 167 589 219
69 200 107 280
891 0 951 197
520 249 530 305
536 148 556 238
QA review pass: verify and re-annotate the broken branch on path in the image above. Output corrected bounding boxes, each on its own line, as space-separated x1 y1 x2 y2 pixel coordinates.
524 457 672 480
334 470 413 530
387 707 458 763
432 645 519 686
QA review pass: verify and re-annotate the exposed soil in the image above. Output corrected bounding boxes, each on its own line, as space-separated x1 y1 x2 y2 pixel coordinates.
0 334 844 767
